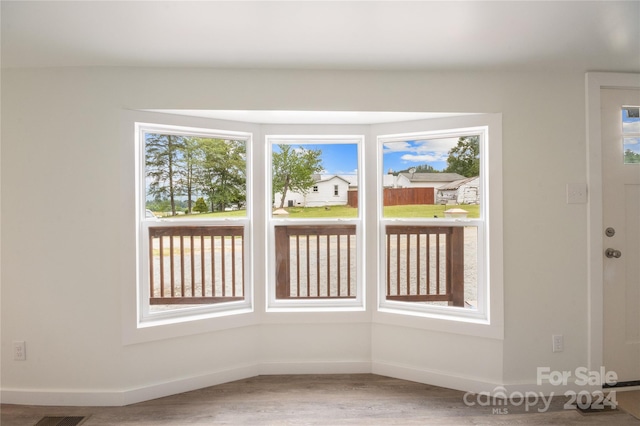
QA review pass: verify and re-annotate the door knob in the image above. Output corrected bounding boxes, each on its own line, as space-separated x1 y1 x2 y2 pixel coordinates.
605 248 622 258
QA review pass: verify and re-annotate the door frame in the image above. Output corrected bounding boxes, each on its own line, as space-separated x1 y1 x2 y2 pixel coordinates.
586 72 640 376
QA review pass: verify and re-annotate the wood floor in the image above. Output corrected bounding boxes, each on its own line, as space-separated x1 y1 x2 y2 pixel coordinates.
2 374 639 425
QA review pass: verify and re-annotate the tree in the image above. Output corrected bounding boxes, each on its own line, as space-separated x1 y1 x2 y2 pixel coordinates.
145 133 185 216
145 197 171 213
624 149 640 164
444 136 480 178
193 197 208 213
196 138 246 212
272 144 323 209
175 137 201 214
415 164 440 173
209 139 246 211
397 164 441 175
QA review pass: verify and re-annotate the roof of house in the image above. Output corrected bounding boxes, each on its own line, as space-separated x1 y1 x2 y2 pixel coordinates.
437 176 479 191
398 172 466 182
313 174 357 185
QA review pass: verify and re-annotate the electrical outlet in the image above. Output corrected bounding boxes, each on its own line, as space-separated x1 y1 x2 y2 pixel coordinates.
13 341 26 361
552 335 564 353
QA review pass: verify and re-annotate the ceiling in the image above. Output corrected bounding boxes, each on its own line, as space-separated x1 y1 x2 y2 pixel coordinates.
146 109 477 125
1 1 639 72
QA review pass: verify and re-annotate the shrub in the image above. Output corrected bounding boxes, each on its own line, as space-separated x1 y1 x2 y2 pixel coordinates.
194 197 209 213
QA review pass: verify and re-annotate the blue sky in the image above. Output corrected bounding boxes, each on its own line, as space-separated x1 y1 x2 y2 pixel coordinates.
382 137 458 173
623 107 640 154
273 137 460 176
273 143 359 175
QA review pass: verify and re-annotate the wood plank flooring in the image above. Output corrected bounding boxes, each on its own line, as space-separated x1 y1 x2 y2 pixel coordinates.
617 390 640 420
2 374 639 425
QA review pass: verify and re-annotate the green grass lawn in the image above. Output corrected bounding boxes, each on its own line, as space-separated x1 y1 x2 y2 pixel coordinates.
161 209 247 219
161 204 479 219
283 204 479 218
283 205 358 218
384 204 479 219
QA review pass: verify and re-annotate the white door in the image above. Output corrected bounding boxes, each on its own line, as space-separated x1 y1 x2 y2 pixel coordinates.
602 88 640 384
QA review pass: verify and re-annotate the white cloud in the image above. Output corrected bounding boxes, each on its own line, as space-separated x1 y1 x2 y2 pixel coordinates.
382 141 413 152
624 137 639 145
623 121 640 133
400 154 445 163
383 137 459 156
413 137 459 154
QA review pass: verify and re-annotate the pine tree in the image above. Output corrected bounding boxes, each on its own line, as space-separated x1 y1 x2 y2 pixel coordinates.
145 133 185 216
193 197 208 213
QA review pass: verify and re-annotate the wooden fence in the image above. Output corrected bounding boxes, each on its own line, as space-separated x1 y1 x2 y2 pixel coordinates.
347 187 435 208
385 225 464 306
148 223 464 307
274 225 357 299
273 224 464 306
148 226 245 305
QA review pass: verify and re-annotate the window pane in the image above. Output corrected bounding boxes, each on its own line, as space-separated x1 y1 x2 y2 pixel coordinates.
148 227 245 313
382 136 480 218
624 138 640 164
622 107 640 132
271 143 358 218
385 226 477 309
275 225 357 299
145 133 247 218
143 130 248 315
623 107 640 164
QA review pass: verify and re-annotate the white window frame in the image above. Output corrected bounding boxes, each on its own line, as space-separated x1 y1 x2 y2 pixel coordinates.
373 114 503 338
135 122 254 327
266 134 365 311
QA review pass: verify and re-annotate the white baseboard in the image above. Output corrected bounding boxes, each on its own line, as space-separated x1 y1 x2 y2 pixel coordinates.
372 361 614 396
122 363 260 405
1 389 127 407
0 361 371 407
258 360 371 375
372 360 501 394
6 361 556 407
1 364 259 407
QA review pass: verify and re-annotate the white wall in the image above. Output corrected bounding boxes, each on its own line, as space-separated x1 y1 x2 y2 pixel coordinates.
1 68 588 404
274 179 349 208
287 178 350 207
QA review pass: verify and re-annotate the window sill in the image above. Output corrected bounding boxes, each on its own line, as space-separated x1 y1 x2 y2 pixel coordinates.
261 308 370 325
123 306 258 345
373 306 503 340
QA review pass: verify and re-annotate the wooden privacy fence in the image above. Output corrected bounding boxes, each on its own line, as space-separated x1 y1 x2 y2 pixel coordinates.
148 226 244 305
346 187 435 208
385 225 464 306
275 225 357 299
384 187 434 206
347 190 358 208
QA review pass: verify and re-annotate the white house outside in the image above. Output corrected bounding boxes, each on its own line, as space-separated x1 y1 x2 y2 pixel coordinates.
275 174 357 208
393 172 466 189
436 176 480 204
280 172 472 207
